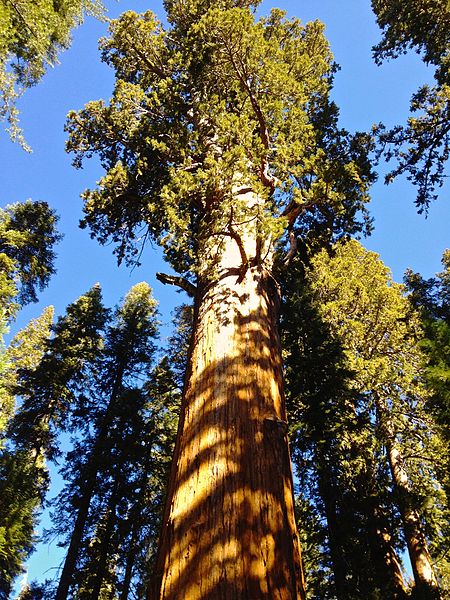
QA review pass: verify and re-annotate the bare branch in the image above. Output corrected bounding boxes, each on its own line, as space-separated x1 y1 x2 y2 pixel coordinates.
156 272 197 297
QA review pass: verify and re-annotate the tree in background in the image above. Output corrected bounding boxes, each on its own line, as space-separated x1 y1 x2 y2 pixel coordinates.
0 308 53 599
48 297 191 600
0 200 60 319
0 305 54 444
0 0 104 147
284 239 448 599
283 249 407 600
405 251 450 590
371 0 450 211
0 286 108 598
65 1 375 595
52 282 161 600
0 198 60 597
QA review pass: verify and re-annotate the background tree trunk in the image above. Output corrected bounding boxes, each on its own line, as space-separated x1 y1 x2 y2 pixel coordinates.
376 396 440 599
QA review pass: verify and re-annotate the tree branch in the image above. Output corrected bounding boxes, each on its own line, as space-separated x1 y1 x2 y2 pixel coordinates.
156 273 197 297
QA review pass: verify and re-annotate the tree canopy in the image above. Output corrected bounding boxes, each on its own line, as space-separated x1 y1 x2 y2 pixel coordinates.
66 2 374 279
0 200 61 319
0 0 104 147
372 0 450 211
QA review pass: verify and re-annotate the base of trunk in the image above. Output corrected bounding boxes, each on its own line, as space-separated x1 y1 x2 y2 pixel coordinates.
152 266 305 599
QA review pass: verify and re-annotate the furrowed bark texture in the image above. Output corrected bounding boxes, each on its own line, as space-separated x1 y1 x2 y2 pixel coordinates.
153 190 305 599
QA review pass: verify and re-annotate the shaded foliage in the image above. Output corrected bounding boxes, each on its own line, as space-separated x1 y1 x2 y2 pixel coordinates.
284 239 448 598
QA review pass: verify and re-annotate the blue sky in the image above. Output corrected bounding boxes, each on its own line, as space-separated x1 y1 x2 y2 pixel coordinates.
2 0 449 590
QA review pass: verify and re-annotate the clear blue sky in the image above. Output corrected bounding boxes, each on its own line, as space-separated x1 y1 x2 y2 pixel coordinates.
1 0 449 591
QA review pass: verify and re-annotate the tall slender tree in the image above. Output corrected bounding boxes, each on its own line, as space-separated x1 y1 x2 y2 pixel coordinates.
283 259 407 600
66 2 375 596
0 286 108 596
0 308 54 599
405 251 450 591
53 282 160 600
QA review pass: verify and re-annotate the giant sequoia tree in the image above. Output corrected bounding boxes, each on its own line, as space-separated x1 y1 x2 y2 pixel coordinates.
66 1 374 597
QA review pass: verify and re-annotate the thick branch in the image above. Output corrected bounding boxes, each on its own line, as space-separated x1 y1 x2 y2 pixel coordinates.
156 273 197 297
221 38 279 192
283 228 298 265
215 229 248 267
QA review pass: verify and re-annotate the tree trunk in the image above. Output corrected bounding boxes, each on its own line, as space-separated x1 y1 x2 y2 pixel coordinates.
376 396 441 599
121 517 139 600
365 500 408 599
90 479 120 600
316 466 350 600
55 368 125 600
153 188 305 599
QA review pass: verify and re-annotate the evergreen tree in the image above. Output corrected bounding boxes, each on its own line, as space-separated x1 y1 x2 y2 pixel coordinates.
0 307 54 599
285 239 447 599
0 200 60 321
10 285 108 461
65 2 375 596
0 306 54 443
371 0 450 211
0 199 60 443
49 283 178 600
405 251 450 591
0 0 104 147
283 261 406 600
0 286 108 597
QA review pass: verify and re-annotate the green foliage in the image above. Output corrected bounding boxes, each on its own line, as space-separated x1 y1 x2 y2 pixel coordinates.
0 0 104 147
283 255 398 599
0 307 54 599
284 239 449 598
11 285 108 460
372 0 450 74
0 200 61 320
0 451 42 599
0 305 54 444
405 251 450 589
166 303 193 387
372 0 450 211
45 284 180 599
66 4 374 278
309 240 448 592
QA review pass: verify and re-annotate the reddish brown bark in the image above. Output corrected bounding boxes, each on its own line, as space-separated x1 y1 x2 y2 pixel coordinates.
152 190 305 599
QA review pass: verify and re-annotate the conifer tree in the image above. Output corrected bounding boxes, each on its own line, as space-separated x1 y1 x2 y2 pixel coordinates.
65 2 375 596
0 199 60 441
0 287 108 596
371 0 450 211
0 307 54 599
283 263 406 600
53 282 160 600
0 0 104 147
47 285 183 600
405 251 450 591
0 306 54 442
0 200 60 317
285 239 447 599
